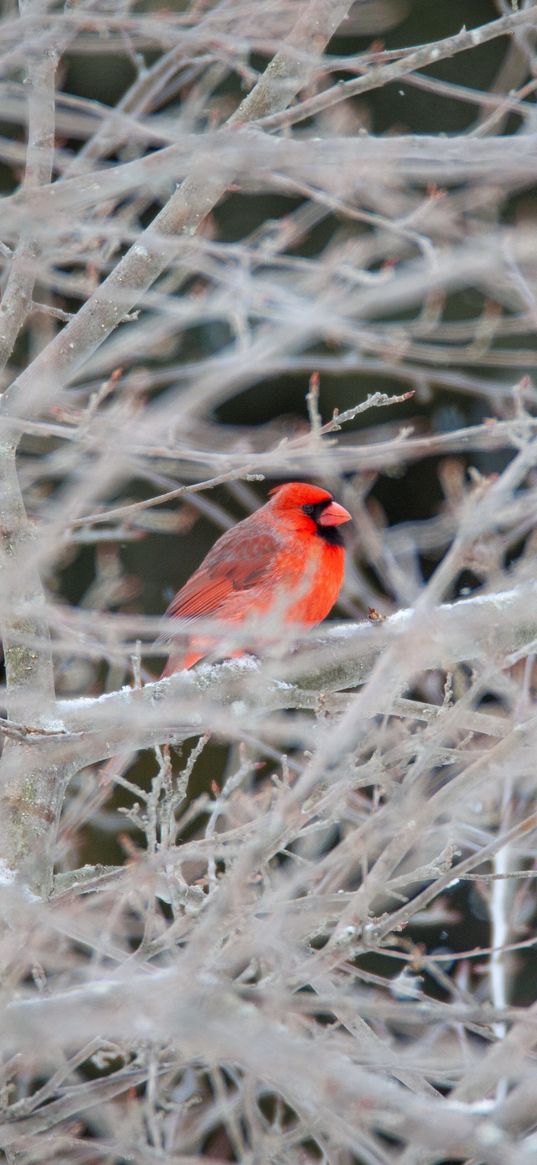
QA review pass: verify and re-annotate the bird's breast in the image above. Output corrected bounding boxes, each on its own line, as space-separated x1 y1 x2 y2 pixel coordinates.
274 540 345 626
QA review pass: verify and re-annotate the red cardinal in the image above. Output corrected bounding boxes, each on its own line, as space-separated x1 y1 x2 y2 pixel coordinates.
160 482 351 676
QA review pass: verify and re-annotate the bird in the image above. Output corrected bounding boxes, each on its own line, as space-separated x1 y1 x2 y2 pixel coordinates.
159 481 351 676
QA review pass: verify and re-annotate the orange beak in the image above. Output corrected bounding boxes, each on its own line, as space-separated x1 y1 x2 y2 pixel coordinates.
318 501 352 527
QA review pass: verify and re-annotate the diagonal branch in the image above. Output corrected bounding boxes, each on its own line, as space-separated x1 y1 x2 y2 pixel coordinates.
257 5 537 130
0 0 354 432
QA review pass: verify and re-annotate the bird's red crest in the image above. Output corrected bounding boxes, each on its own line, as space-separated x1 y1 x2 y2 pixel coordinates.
268 482 334 508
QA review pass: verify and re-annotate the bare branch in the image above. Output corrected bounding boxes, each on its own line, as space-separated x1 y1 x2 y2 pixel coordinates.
0 0 355 434
48 584 537 762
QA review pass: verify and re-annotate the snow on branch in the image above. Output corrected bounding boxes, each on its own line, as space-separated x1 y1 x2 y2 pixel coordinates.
49 583 537 760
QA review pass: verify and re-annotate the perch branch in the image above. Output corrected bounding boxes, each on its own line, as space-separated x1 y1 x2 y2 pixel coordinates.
45 583 537 765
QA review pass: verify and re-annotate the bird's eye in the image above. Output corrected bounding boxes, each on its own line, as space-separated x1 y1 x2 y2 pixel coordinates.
302 504 315 516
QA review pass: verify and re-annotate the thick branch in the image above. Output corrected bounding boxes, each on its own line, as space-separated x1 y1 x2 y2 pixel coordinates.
46 584 537 766
0 439 63 897
0 972 532 1163
0 10 65 371
0 442 54 718
4 134 537 230
0 9 68 898
0 0 354 431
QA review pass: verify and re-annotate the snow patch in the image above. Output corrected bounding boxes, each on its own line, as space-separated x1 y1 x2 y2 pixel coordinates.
37 718 66 733
0 862 40 901
0 860 16 886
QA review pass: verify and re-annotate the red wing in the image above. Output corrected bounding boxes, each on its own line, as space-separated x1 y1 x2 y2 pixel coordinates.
165 574 233 619
164 525 280 621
